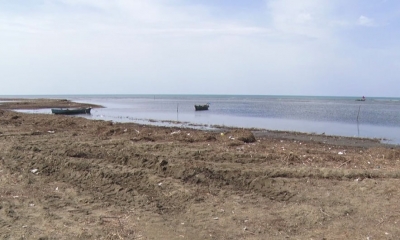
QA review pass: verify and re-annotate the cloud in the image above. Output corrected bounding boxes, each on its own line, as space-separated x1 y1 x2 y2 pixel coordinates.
7 1 272 37
0 0 399 96
265 0 345 42
358 15 376 27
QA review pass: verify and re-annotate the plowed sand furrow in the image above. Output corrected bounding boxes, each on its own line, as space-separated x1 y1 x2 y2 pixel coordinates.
1 108 400 239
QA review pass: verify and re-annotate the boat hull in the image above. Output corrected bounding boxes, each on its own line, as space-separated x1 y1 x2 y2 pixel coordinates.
51 108 92 115
194 105 209 111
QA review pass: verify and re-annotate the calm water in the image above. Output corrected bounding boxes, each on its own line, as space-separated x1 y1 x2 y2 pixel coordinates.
9 94 400 144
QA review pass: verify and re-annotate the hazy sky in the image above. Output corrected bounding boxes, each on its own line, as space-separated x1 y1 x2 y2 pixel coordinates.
1 0 399 96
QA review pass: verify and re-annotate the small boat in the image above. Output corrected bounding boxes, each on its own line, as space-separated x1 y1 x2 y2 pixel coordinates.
194 104 209 111
51 107 92 115
356 96 366 101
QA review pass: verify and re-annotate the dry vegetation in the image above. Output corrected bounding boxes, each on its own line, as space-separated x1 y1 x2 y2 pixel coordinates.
0 100 400 239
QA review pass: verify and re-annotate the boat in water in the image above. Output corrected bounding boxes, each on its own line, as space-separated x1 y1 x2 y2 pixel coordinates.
51 107 92 115
356 96 366 101
194 104 209 111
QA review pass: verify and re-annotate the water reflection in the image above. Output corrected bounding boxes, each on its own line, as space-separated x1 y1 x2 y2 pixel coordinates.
14 104 400 145
87 108 399 144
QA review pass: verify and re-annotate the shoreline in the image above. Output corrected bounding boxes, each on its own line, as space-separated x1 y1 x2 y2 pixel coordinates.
0 98 393 148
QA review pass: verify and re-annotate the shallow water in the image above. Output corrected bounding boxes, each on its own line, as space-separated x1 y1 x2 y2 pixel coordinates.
14 95 400 144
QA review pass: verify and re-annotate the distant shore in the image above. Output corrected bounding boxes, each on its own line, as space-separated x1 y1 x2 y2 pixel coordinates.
0 98 103 110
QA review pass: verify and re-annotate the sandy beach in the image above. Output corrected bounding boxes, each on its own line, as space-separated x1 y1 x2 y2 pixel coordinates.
1 99 400 239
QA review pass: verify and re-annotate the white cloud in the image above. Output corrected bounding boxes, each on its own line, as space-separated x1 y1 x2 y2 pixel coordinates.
266 0 335 39
358 15 376 27
57 0 112 9
0 0 399 96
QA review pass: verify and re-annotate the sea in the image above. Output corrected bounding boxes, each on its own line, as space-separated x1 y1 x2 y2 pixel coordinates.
5 94 400 145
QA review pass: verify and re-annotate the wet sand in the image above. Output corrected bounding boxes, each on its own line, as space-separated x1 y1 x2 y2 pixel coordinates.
1 99 400 239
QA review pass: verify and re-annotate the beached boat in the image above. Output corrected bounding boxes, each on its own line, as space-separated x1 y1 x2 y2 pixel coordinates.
194 104 209 111
51 107 91 115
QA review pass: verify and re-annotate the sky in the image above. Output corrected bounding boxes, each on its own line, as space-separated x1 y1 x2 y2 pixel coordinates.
1 0 400 97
